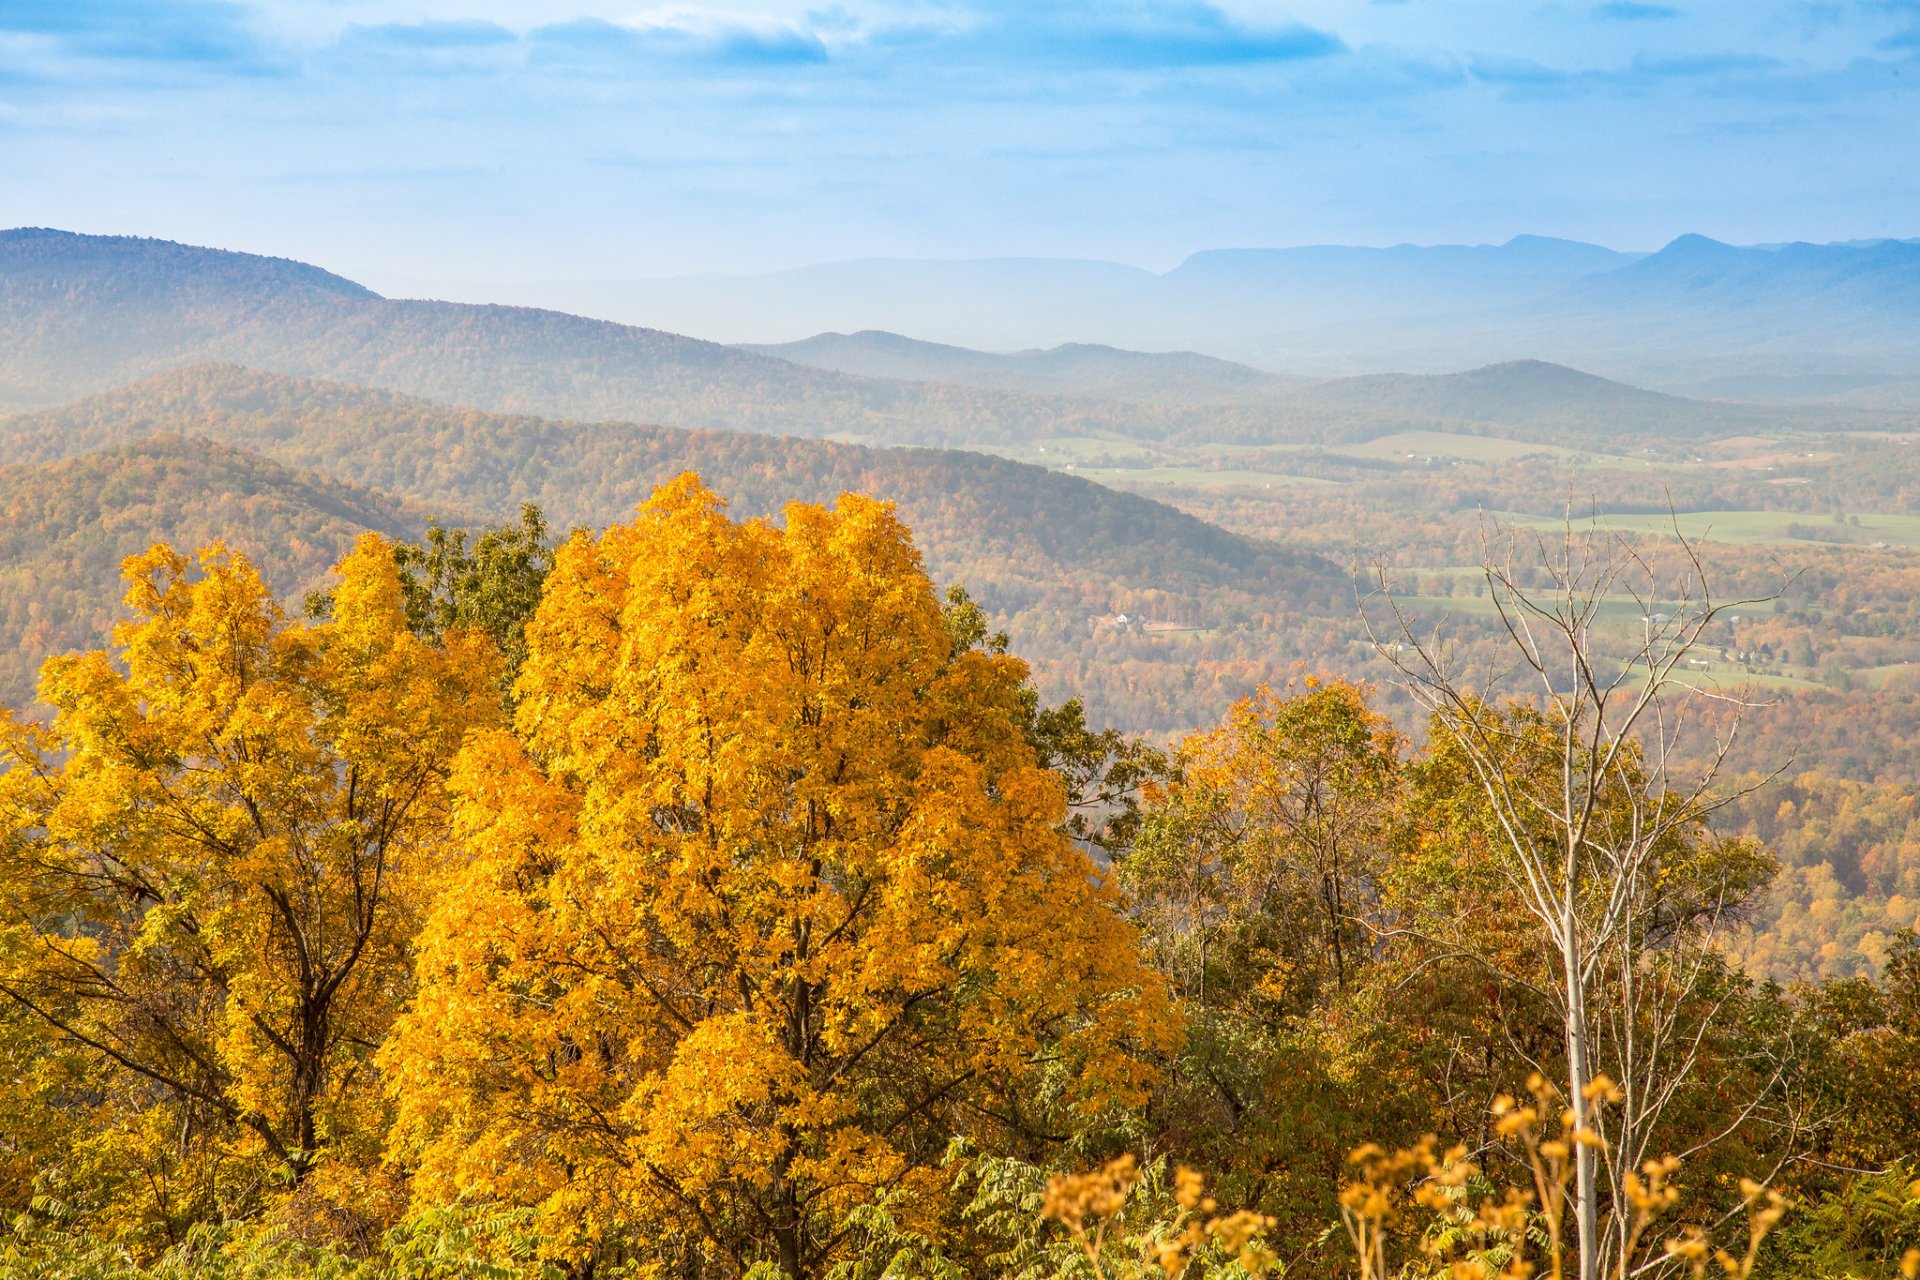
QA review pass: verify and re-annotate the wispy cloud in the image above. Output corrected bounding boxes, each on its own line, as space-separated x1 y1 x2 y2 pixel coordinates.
930 2 1348 70
4 1 1920 277
1627 51 1784 76
528 13 830 70
1594 2 1680 20
0 0 276 69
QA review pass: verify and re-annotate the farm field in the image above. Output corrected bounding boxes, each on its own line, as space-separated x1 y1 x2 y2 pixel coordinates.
1500 508 1920 548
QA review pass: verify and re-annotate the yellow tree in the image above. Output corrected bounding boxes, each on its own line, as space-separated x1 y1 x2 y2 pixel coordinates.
1121 678 1406 1246
1126 678 1402 1010
383 476 1174 1280
0 537 498 1238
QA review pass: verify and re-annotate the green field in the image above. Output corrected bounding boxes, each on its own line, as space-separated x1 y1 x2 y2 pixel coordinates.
1331 431 1647 467
978 434 1167 466
1499 509 1920 549
1075 466 1335 489
1384 591 1679 628
1668 666 1827 692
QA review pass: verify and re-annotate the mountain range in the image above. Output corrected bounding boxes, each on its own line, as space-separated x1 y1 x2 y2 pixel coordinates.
423 234 1920 390
6 229 1910 454
740 332 1305 405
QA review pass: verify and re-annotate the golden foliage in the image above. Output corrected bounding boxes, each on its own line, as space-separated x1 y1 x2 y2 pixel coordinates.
0 535 498 1240
1336 1075 1787 1280
1039 1155 1277 1279
382 475 1177 1279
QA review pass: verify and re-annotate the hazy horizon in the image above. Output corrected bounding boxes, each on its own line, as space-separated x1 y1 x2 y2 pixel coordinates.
5 2 1920 286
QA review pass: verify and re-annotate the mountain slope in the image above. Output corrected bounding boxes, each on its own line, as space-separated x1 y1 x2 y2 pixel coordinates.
0 228 1237 445
1470 236 1920 383
0 365 1343 618
0 366 1353 733
1296 360 1709 433
740 331 1301 404
1152 235 1638 325
1562 235 1920 315
0 433 432 703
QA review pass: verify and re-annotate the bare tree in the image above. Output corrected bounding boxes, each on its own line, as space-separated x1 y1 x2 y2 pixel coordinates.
1366 517 1789 1280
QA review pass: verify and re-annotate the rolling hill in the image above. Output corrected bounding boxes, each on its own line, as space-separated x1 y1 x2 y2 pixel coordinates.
0 365 1351 727
740 332 1300 404
1281 360 1807 438
0 434 434 702
0 364 1344 611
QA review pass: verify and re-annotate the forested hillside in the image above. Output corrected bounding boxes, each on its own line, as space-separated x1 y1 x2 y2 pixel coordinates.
0 366 1347 716
0 435 430 700
1294 360 1741 435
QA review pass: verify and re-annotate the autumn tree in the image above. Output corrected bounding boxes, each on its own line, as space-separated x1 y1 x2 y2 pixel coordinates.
1126 678 1401 1012
0 538 499 1241
939 584 1166 857
1119 678 1412 1258
1371 522 1784 1280
306 502 555 697
383 476 1176 1280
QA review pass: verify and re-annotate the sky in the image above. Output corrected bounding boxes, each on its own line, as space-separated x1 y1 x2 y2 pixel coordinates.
1 1 1917 283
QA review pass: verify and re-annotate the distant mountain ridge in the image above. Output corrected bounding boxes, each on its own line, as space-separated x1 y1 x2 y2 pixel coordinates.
6 228 1269 447
422 232 1920 386
743 337 1902 441
1154 235 1639 323
3 228 1914 451
740 331 1302 404
418 234 1638 354
0 227 1455 448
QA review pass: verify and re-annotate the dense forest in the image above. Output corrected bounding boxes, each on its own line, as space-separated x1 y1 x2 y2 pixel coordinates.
0 364 1346 722
7 367 1920 987
0 486 1914 1280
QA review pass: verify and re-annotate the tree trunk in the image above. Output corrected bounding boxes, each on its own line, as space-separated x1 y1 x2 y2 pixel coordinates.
1562 912 1599 1280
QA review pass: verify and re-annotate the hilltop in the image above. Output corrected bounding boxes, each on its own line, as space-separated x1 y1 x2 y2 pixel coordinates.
0 433 433 702
1285 359 1789 438
0 366 1349 720
740 332 1300 404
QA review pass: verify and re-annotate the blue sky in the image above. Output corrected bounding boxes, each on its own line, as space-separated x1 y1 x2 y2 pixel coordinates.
1 1 1917 282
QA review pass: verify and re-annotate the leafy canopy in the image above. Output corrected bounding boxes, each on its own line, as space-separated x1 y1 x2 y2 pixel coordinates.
0 537 498 1241
383 475 1176 1280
